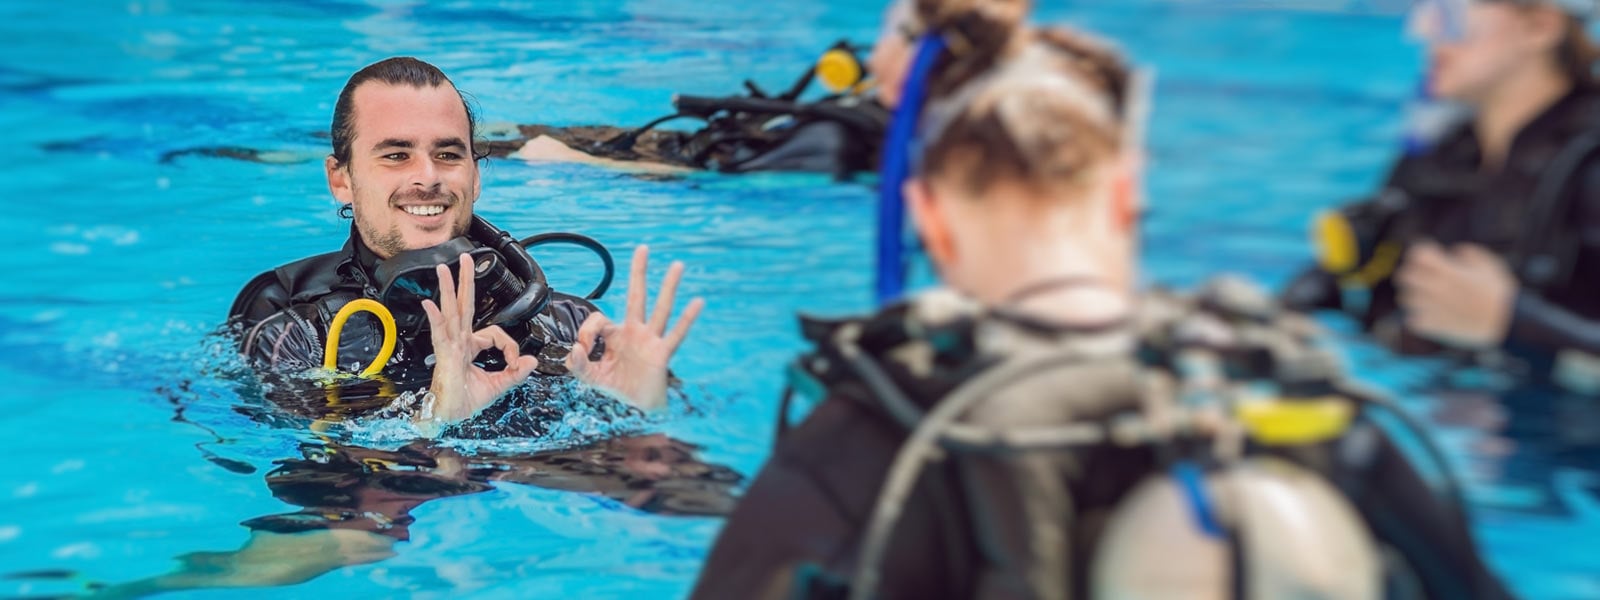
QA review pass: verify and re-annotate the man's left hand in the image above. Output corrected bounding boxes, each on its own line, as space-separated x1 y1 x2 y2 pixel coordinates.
1397 241 1517 349
567 245 704 410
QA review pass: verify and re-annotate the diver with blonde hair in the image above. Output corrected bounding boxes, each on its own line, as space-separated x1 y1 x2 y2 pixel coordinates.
691 1 1511 598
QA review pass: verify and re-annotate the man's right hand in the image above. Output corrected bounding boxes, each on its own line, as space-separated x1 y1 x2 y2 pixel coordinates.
419 253 539 433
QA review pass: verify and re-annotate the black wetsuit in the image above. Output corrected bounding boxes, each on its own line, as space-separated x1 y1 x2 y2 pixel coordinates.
693 378 985 599
1286 88 1600 375
228 221 598 421
692 287 1512 600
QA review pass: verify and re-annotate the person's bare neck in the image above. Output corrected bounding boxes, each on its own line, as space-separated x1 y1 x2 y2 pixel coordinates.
965 232 1132 326
1475 63 1571 171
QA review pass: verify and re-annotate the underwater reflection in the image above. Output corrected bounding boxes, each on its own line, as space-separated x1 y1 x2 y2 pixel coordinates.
1425 380 1600 517
81 433 740 598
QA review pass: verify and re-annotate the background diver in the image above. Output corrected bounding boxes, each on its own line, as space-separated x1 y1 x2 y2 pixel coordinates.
694 2 1512 598
1287 0 1600 394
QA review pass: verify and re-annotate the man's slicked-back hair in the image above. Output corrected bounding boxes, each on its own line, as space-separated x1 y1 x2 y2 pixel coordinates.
329 56 482 167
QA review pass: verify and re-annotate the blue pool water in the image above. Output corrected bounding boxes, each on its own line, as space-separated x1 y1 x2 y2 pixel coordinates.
2 0 1598 598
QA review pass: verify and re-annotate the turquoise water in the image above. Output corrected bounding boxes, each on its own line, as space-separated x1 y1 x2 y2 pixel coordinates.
1 0 1597 598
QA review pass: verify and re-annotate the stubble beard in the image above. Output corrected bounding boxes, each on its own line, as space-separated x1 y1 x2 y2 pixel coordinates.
349 177 470 258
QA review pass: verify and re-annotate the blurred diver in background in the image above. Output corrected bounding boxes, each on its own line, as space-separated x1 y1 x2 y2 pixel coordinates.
488 0 939 178
692 1 1510 599
490 40 890 178
488 0 926 177
1287 0 1600 394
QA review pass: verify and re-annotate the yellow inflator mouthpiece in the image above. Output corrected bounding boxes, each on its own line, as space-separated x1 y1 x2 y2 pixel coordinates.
1236 397 1354 446
323 299 398 378
817 48 865 94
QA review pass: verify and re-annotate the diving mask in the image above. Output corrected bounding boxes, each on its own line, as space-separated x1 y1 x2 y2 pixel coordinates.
1408 0 1596 44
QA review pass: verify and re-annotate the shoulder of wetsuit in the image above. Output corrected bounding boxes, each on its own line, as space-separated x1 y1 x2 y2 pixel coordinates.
228 249 351 329
1548 92 1600 204
1496 96 1600 291
1385 136 1482 205
1551 87 1600 134
550 290 600 312
1570 148 1600 220
793 296 990 417
539 291 599 336
1523 133 1600 292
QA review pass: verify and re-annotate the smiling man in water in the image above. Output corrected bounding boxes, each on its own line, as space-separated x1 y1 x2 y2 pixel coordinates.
229 57 702 432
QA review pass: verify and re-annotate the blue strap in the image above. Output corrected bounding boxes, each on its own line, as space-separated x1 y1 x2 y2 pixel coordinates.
875 34 949 305
1172 461 1226 540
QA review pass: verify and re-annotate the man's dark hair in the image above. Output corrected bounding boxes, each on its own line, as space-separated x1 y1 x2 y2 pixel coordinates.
329 56 483 167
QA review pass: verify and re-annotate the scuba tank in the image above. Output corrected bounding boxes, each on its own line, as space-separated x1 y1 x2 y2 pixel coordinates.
1092 458 1381 600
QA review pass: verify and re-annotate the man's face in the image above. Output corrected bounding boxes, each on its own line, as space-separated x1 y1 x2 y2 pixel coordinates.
327 82 480 259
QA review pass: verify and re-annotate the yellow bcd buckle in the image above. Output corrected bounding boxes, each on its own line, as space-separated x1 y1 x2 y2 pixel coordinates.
1236 397 1353 446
